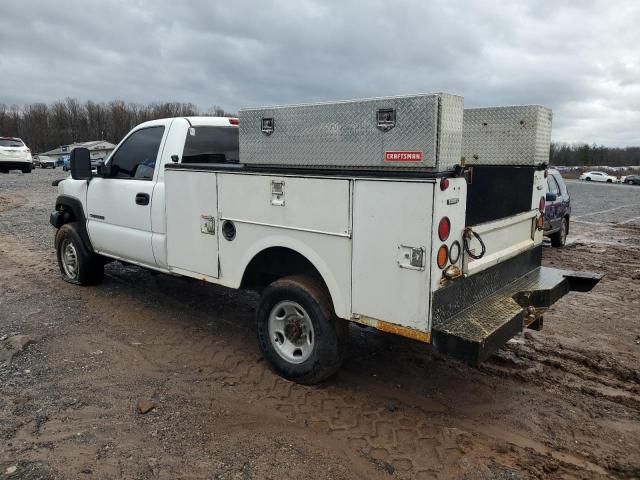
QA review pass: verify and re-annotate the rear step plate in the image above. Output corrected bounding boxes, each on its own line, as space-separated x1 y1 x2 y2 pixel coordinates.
432 266 602 367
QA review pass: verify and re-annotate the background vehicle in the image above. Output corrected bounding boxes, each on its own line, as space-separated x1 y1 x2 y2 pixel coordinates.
579 171 618 183
50 96 600 384
39 156 57 168
544 169 571 247
32 155 41 167
62 154 71 171
623 175 640 185
0 137 33 173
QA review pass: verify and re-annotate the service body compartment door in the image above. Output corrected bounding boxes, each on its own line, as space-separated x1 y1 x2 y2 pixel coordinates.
165 170 219 279
352 180 434 331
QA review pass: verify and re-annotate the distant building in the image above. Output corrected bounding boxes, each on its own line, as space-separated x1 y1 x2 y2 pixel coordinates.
39 140 116 162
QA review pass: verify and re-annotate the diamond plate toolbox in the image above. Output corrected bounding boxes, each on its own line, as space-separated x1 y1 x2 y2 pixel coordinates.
462 105 552 166
239 93 463 170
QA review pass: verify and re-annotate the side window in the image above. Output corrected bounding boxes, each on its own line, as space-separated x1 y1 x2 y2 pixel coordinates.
108 126 165 180
552 174 566 195
182 126 239 164
547 176 559 195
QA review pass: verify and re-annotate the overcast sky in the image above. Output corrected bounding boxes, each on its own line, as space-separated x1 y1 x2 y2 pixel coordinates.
1 0 638 146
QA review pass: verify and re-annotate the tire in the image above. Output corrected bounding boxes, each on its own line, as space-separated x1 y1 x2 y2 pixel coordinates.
21 164 32 173
550 218 568 247
256 275 348 385
585 177 591 181
55 222 104 285
626 180 633 185
606 179 612 183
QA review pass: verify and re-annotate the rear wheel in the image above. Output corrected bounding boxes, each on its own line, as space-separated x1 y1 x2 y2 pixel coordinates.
21 164 32 173
550 218 568 247
606 179 612 183
55 223 104 285
256 275 348 385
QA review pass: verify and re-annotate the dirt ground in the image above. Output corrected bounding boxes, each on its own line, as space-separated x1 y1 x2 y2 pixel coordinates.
1 169 639 480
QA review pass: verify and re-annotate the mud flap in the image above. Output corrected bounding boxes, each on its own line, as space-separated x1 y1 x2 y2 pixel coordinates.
432 267 602 367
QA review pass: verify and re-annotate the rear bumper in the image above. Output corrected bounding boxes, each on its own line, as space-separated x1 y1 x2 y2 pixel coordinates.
431 247 602 366
0 160 31 169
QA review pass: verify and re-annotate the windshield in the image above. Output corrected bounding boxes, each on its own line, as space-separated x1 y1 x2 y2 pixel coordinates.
0 138 24 148
182 126 239 163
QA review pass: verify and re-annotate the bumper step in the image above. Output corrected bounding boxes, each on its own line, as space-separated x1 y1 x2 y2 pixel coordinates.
432 267 602 366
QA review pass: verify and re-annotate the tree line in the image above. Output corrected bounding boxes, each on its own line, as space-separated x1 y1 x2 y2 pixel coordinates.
0 99 234 154
550 143 640 167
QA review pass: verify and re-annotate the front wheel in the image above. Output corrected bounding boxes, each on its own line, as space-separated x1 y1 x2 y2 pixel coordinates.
256 275 348 385
55 223 104 285
585 177 591 181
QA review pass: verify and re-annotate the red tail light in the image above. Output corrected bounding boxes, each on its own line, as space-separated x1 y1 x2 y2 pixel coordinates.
539 196 545 213
228 118 239 125
440 177 450 191
438 217 451 241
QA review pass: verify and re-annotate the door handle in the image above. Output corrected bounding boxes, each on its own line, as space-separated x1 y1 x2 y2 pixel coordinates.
135 193 150 205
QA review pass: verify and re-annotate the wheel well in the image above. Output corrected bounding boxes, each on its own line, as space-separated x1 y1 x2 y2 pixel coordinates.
54 195 93 252
241 247 328 293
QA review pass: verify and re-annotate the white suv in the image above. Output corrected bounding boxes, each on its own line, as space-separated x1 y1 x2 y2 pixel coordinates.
0 137 33 173
578 171 618 183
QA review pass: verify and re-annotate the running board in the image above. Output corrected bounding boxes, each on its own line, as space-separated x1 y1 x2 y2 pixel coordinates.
432 267 602 367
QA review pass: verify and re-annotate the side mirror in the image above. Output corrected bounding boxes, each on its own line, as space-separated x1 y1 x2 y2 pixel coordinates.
546 192 557 202
70 147 92 180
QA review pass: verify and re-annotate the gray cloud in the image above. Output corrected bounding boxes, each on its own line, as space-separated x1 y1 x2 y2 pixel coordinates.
1 0 638 145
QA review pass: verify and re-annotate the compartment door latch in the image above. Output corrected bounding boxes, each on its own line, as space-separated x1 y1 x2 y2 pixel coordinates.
397 245 425 270
271 180 285 206
200 215 216 235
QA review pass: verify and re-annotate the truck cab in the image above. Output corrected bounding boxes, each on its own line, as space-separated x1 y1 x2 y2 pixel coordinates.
53 117 239 271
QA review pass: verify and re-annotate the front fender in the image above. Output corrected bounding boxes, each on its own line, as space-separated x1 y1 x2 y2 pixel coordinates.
53 194 93 252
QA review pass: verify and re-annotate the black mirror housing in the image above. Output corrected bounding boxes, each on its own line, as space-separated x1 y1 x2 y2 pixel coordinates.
545 192 557 202
70 147 92 180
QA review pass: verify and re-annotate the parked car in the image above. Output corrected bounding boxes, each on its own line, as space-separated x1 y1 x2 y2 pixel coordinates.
544 169 571 247
0 137 33 173
622 175 640 185
32 155 41 167
39 156 57 169
578 171 618 183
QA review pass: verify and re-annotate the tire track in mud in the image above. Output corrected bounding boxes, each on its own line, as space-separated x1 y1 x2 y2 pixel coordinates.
2 229 637 478
485 340 640 410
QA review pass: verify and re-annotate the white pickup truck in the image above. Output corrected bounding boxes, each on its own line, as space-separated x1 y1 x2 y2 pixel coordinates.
50 94 600 384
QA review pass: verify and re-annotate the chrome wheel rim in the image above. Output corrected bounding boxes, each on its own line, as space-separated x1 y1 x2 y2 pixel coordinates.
60 239 79 279
268 300 314 364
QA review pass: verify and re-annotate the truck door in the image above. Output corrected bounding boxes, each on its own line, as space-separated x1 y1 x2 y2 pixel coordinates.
86 120 170 266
